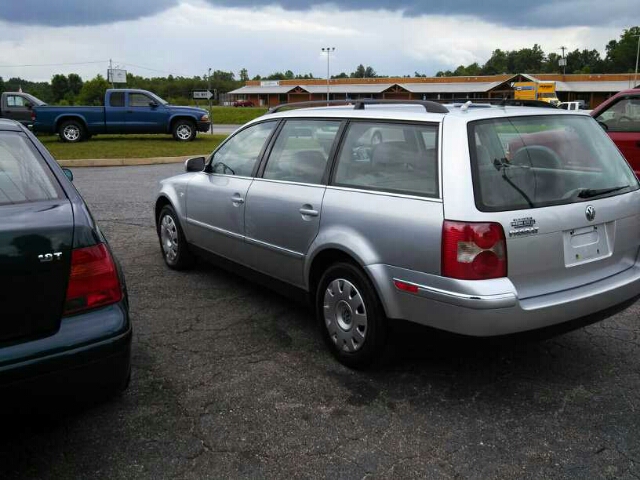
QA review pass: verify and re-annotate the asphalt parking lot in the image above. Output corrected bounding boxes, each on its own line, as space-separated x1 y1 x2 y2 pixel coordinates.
1 163 639 479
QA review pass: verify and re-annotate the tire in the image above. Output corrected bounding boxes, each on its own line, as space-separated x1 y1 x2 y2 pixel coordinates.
316 262 387 369
157 205 194 269
172 119 196 141
59 120 85 143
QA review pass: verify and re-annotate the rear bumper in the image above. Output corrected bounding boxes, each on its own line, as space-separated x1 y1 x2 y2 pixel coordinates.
0 302 131 390
367 262 640 336
197 121 211 132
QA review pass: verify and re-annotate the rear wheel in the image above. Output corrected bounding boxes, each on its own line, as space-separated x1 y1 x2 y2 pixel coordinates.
157 205 193 269
316 262 387 368
59 120 85 143
172 119 196 142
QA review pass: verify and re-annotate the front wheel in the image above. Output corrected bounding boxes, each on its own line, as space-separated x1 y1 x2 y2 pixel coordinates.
172 120 196 141
316 262 387 369
157 205 193 269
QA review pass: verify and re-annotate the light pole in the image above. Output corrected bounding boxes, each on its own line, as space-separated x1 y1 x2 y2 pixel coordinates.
559 46 567 76
321 47 335 103
634 35 640 88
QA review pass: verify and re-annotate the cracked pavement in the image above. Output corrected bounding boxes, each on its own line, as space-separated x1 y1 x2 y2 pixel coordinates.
1 164 639 479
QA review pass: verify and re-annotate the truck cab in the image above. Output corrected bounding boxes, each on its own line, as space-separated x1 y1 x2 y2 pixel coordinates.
0 92 46 127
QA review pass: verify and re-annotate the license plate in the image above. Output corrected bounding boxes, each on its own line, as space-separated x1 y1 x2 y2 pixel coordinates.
563 223 610 267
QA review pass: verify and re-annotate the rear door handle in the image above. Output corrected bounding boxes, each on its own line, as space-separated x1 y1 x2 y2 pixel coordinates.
299 207 318 217
231 193 245 206
636 140 640 148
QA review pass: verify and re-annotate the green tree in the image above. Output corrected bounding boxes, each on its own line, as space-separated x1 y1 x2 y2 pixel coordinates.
239 68 249 82
605 26 640 72
76 74 110 105
67 73 83 95
0 77 4 95
51 74 69 102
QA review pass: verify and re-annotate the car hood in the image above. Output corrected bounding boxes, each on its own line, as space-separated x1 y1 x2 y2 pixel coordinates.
167 105 209 116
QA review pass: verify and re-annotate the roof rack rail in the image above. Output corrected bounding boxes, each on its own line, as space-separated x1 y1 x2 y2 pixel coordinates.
267 98 449 114
444 98 558 109
268 100 355 113
352 99 449 113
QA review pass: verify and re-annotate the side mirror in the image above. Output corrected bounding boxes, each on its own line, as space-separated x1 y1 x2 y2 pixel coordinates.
597 120 609 131
185 156 206 172
149 101 158 108
62 168 74 182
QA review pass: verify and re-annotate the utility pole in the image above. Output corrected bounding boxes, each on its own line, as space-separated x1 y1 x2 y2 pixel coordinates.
109 58 114 88
208 67 212 133
321 47 335 104
559 46 567 76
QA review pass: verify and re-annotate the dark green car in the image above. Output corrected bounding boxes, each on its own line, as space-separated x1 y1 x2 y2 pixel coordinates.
0 119 131 397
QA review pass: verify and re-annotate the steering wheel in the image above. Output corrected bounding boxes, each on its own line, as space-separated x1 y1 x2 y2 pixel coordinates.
512 145 562 169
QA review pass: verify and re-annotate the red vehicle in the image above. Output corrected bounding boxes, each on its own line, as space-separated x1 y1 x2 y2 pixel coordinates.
233 100 254 107
591 89 640 175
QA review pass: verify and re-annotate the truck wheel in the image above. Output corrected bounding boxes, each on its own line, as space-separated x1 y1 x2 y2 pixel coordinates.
173 120 196 142
59 120 85 143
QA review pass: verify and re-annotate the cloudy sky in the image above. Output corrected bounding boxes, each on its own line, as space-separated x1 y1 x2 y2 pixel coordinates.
0 0 637 82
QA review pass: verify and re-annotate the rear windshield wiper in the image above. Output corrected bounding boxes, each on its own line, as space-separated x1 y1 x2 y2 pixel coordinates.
576 185 629 199
492 158 534 208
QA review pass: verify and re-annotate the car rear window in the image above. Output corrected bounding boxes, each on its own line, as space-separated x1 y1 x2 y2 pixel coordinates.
468 115 639 212
0 132 64 206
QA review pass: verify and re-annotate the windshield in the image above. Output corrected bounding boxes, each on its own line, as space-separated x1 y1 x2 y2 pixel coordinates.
468 115 639 212
148 92 169 105
23 94 46 106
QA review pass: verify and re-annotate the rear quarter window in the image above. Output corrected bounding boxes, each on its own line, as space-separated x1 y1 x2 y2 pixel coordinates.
332 121 439 197
0 132 64 206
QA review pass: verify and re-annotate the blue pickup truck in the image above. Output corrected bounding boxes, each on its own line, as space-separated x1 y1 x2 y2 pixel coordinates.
32 89 211 142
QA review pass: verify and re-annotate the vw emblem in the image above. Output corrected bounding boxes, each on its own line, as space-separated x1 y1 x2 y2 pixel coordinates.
585 205 596 222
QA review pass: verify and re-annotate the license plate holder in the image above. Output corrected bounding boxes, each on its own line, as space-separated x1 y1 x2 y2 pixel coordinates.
563 223 610 267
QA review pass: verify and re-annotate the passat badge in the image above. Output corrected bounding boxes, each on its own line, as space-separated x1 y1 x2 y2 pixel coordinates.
585 205 596 222
509 217 538 237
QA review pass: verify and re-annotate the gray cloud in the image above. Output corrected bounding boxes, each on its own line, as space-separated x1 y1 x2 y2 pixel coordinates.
0 0 636 27
0 0 178 26
203 0 637 27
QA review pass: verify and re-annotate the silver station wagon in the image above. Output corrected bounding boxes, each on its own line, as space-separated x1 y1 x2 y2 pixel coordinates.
155 100 640 368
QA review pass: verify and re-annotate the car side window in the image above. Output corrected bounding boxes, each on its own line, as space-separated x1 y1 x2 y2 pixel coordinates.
7 96 25 108
333 122 439 197
596 98 640 132
211 121 277 177
263 120 340 184
110 92 125 107
129 93 153 107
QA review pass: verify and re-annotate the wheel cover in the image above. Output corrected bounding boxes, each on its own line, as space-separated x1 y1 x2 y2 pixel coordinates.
63 125 80 141
160 214 179 262
176 124 192 140
324 278 368 352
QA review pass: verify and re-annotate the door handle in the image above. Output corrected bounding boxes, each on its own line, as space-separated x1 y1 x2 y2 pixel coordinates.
126 110 134 113
636 141 640 148
231 193 245 206
299 207 318 217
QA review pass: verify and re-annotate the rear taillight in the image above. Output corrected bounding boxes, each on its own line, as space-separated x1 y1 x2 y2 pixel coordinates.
442 221 507 280
64 243 122 315
31 111 36 122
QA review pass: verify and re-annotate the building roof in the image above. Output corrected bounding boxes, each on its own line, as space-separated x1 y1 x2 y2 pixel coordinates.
399 82 503 93
555 81 640 92
229 85 298 95
303 84 394 94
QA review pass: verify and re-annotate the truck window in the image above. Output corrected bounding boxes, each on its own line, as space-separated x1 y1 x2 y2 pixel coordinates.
7 96 25 108
129 93 153 108
109 92 125 107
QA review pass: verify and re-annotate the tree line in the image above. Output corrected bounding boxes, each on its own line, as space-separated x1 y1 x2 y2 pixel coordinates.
0 26 636 106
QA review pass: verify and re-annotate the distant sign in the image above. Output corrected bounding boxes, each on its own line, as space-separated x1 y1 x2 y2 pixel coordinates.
193 90 214 100
260 80 280 87
108 69 127 84
558 58 567 67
